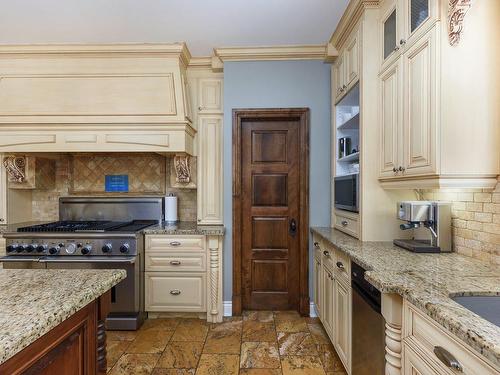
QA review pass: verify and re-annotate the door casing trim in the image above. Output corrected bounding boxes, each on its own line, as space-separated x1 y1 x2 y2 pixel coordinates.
232 108 310 316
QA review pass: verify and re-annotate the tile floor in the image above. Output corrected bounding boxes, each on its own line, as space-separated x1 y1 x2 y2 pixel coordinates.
106 311 348 375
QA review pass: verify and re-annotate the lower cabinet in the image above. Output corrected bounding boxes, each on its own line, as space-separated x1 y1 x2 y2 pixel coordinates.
403 344 440 375
313 234 352 374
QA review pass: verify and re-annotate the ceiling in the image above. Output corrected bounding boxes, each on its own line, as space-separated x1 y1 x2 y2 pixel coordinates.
0 0 349 56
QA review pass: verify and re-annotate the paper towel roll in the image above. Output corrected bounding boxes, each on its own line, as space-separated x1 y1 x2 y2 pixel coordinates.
165 195 178 223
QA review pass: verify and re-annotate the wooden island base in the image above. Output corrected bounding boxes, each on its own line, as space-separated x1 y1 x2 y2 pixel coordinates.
0 290 111 375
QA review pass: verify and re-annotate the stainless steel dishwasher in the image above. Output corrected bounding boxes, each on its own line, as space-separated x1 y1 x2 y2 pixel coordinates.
351 261 385 375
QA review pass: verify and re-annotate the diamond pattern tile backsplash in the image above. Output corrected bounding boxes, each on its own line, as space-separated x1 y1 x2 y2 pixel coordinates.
31 153 197 222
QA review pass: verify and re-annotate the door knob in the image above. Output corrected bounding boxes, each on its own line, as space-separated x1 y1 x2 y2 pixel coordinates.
289 218 297 237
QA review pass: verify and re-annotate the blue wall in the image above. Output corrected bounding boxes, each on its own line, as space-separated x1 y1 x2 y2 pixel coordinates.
223 60 331 302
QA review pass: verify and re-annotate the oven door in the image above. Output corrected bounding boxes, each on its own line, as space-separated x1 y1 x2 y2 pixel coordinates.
39 256 142 323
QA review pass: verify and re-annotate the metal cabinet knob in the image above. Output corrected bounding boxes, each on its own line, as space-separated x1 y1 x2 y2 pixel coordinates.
394 46 400 51
342 84 347 89
434 346 463 372
313 242 319 248
341 220 348 227
0 218 4 222
198 106 204 111
170 260 181 266
392 167 398 173
398 166 405 172
170 289 181 295
336 261 345 270
400 39 406 45
323 250 330 257
169 241 181 247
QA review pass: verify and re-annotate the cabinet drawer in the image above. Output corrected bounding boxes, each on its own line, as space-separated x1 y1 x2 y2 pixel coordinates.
146 235 205 251
404 302 498 375
334 212 359 238
313 240 322 261
145 251 206 272
334 250 351 284
145 272 206 312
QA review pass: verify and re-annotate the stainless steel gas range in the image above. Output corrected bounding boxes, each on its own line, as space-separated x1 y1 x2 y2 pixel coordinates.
1 197 164 330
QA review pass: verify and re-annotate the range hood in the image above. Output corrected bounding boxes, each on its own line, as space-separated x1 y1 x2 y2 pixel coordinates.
0 43 196 154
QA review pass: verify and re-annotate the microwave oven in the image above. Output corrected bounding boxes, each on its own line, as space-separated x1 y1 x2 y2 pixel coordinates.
334 174 359 213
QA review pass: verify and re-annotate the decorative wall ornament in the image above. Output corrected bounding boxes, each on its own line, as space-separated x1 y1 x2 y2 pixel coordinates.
3 155 27 183
448 0 474 46
170 155 196 189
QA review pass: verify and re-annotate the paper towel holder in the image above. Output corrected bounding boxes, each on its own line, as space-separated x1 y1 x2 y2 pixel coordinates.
164 193 179 224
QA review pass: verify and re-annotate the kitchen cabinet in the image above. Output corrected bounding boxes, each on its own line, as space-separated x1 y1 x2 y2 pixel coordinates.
379 0 499 188
313 234 352 373
144 234 223 322
333 27 360 103
197 116 223 225
403 344 440 375
0 157 6 224
198 78 223 113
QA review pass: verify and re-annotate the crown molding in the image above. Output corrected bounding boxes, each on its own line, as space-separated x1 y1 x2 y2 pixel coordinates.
188 56 223 72
0 42 192 66
213 45 327 62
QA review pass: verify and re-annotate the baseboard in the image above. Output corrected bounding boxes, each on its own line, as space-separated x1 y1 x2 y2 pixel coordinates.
223 301 232 316
223 301 319 318
309 302 318 317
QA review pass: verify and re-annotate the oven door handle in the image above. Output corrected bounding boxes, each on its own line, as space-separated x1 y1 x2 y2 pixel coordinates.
0 256 41 262
39 257 136 264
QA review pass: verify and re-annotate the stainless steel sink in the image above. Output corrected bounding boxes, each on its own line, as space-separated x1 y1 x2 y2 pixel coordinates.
451 296 500 327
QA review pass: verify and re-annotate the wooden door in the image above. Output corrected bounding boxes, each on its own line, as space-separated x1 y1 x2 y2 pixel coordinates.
233 109 309 315
402 26 437 176
379 60 402 178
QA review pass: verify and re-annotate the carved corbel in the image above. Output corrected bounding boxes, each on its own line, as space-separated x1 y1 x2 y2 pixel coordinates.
170 154 196 189
3 155 26 183
448 0 474 46
2 155 55 189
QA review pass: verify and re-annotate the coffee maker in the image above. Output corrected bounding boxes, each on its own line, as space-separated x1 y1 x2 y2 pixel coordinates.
393 201 451 253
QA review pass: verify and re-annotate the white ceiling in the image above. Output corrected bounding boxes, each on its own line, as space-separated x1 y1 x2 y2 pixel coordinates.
0 0 349 56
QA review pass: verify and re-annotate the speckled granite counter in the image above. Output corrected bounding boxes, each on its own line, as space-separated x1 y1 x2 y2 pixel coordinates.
0 269 126 364
311 227 500 367
143 221 225 236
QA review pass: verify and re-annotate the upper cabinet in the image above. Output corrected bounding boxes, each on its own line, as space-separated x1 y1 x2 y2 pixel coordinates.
379 0 500 189
198 79 223 114
0 44 196 154
333 27 360 103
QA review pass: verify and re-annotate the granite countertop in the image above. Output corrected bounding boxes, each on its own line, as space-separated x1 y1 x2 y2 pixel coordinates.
311 227 500 367
142 221 225 236
0 269 126 365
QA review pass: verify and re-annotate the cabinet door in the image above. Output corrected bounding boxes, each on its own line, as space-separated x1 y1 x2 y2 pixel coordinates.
0 154 6 224
403 344 441 375
197 116 223 224
404 0 438 49
333 54 346 102
198 78 223 113
314 258 322 317
379 60 402 178
321 265 335 339
380 0 401 71
334 279 351 371
345 30 360 87
402 27 438 176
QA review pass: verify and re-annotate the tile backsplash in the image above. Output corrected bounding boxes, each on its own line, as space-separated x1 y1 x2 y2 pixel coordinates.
421 178 500 265
31 153 197 222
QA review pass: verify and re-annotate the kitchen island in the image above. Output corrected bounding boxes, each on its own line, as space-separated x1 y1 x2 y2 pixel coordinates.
0 269 125 375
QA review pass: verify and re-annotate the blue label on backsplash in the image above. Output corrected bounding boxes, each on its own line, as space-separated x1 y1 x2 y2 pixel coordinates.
105 175 129 192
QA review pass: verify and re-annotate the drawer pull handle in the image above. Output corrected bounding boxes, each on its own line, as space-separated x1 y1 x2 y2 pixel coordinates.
323 250 330 257
170 260 181 266
169 241 181 247
433 346 463 372
341 220 348 227
170 289 181 295
336 261 344 270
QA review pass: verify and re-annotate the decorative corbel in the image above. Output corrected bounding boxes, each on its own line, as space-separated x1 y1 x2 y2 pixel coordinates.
448 0 474 46
3 155 26 183
170 154 196 189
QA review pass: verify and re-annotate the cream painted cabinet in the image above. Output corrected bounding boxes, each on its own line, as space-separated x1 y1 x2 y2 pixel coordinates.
333 54 345 102
313 245 322 318
321 263 335 339
198 79 223 114
197 116 223 225
403 344 440 375
0 157 6 224
334 278 351 370
334 27 360 103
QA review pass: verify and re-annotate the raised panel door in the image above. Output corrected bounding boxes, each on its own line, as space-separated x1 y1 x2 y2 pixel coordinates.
321 264 335 339
334 279 351 371
404 0 438 50
380 0 402 72
379 60 403 178
403 344 440 375
0 154 6 224
345 29 360 87
402 27 438 176
334 54 346 102
197 116 223 224
198 78 223 113
314 257 322 317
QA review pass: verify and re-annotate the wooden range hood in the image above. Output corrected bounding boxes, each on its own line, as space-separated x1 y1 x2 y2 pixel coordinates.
0 43 196 155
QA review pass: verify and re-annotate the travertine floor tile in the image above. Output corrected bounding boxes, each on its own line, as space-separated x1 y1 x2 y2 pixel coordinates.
108 353 160 375
127 329 173 354
275 318 308 333
240 342 280 369
107 340 132 371
157 341 203 369
107 330 137 341
142 318 180 331
152 368 196 375
281 356 326 375
243 311 274 323
307 324 331 345
240 369 282 375
203 329 242 354
277 332 319 356
195 354 240 375
242 321 277 342
316 344 345 373
171 319 209 342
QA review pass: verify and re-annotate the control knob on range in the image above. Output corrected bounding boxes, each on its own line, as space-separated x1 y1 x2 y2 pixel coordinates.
26 244 35 253
81 245 92 255
48 246 60 255
17 244 28 253
102 243 113 254
6 244 18 253
119 243 130 254
36 244 48 253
